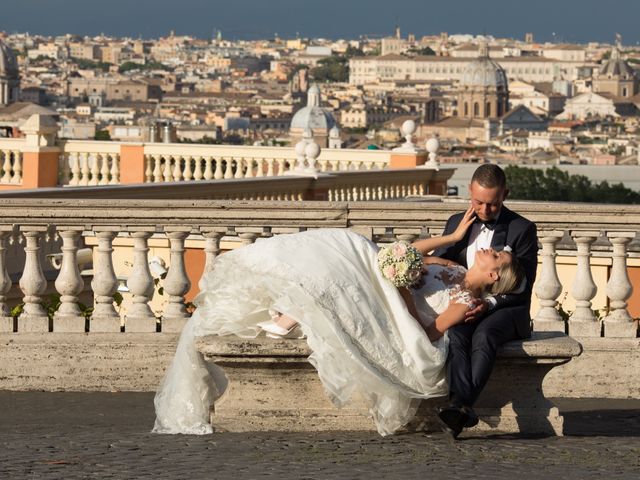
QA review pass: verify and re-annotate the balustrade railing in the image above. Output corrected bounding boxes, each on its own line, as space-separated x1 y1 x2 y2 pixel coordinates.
141 144 391 184
0 199 637 337
61 140 121 186
0 139 24 185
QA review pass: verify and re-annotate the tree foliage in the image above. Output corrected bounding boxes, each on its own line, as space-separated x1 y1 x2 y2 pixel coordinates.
310 56 349 83
71 57 112 71
94 130 111 141
118 61 172 73
504 165 640 204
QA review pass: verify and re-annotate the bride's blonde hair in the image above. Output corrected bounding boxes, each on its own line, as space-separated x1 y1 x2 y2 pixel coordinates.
490 253 525 296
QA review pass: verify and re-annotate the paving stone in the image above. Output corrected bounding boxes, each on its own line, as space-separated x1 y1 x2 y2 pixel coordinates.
0 392 638 479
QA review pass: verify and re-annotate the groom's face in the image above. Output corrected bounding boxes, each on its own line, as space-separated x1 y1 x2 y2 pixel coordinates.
469 181 507 222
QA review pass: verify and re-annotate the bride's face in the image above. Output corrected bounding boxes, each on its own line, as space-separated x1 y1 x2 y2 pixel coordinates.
475 248 511 278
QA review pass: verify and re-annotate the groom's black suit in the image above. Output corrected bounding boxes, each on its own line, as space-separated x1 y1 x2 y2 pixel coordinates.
433 206 538 408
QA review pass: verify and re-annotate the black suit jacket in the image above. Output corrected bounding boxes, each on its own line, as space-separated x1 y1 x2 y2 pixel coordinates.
433 206 538 335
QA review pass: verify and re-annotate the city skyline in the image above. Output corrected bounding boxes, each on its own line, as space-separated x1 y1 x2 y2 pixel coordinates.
2 0 640 44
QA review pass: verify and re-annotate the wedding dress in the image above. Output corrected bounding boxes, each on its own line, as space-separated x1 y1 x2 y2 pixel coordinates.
153 229 473 436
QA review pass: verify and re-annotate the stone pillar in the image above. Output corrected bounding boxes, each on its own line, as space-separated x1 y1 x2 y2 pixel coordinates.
18 227 49 332
125 230 157 332
162 228 192 333
533 231 565 332
568 232 600 337
91 228 121 332
390 120 427 168
201 228 225 272
19 114 61 190
238 232 258 247
53 228 86 332
0 227 13 332
603 232 637 337
119 144 146 184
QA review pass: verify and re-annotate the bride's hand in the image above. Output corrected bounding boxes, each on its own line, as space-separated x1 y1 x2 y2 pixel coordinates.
451 206 476 242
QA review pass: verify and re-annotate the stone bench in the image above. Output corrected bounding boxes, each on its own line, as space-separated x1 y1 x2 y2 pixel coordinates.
196 331 582 436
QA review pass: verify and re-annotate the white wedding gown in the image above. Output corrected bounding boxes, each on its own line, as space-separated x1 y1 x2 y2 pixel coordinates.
153 229 472 436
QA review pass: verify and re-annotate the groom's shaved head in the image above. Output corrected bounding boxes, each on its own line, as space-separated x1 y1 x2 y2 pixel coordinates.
471 164 506 190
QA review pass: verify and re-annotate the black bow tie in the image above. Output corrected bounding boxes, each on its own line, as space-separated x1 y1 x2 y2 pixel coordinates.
475 218 497 230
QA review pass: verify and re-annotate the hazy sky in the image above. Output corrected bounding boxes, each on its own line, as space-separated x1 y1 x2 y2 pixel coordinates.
2 0 639 44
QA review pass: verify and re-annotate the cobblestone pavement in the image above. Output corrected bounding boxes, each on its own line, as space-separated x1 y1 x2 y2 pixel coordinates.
0 392 639 479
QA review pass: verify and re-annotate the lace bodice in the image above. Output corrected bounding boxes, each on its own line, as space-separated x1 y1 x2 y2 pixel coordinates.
411 264 475 326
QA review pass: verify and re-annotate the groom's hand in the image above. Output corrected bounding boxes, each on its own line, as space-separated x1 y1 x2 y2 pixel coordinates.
464 299 488 322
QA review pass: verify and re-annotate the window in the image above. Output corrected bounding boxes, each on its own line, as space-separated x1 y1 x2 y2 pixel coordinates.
473 102 479 116
486 102 491 117
464 102 468 116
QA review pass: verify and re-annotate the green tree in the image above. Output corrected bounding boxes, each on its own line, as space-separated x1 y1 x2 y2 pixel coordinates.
311 56 349 83
504 165 640 204
95 130 111 141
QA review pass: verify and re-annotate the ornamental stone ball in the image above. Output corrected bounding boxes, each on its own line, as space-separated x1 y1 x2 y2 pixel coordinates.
401 119 416 137
295 140 307 157
304 141 321 161
426 137 439 154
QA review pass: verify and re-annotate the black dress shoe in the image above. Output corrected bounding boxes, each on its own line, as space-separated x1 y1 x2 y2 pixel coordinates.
462 406 479 428
435 406 469 440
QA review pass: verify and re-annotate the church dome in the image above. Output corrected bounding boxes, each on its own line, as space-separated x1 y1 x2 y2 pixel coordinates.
460 42 507 89
0 40 19 79
290 84 337 131
599 47 636 79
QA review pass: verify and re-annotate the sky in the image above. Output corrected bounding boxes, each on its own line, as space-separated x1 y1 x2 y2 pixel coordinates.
2 0 640 44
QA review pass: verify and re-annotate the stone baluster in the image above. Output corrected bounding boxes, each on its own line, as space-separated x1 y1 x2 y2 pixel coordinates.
98 154 109 185
0 228 12 332
79 152 90 186
234 158 244 178
144 155 153 183
162 228 192 332
91 229 120 332
193 156 203 181
18 227 49 332
603 232 637 337
224 158 234 179
266 158 275 177
70 152 81 186
183 156 193 181
568 231 600 337
60 153 71 186
255 158 264 177
125 230 157 332
152 155 163 183
172 156 183 181
11 151 22 184
203 157 214 180
533 231 566 332
239 232 258 247
244 158 254 178
277 158 286 176
110 154 120 184
396 232 418 244
88 153 100 186
213 157 224 179
1 151 11 183
53 228 85 332
162 157 173 182
201 229 225 279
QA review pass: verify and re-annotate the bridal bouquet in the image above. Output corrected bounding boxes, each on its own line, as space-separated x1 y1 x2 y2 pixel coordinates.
377 241 424 287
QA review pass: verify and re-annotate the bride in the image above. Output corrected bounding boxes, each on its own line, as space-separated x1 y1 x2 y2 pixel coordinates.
153 207 524 436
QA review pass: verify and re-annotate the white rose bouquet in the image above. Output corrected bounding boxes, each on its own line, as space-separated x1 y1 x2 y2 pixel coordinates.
377 241 424 288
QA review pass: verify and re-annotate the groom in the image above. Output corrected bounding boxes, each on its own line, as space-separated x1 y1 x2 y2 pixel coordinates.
432 163 538 439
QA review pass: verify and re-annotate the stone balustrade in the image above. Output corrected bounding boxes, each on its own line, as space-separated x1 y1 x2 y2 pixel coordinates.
0 198 637 338
0 114 427 191
60 140 121 187
0 138 24 186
